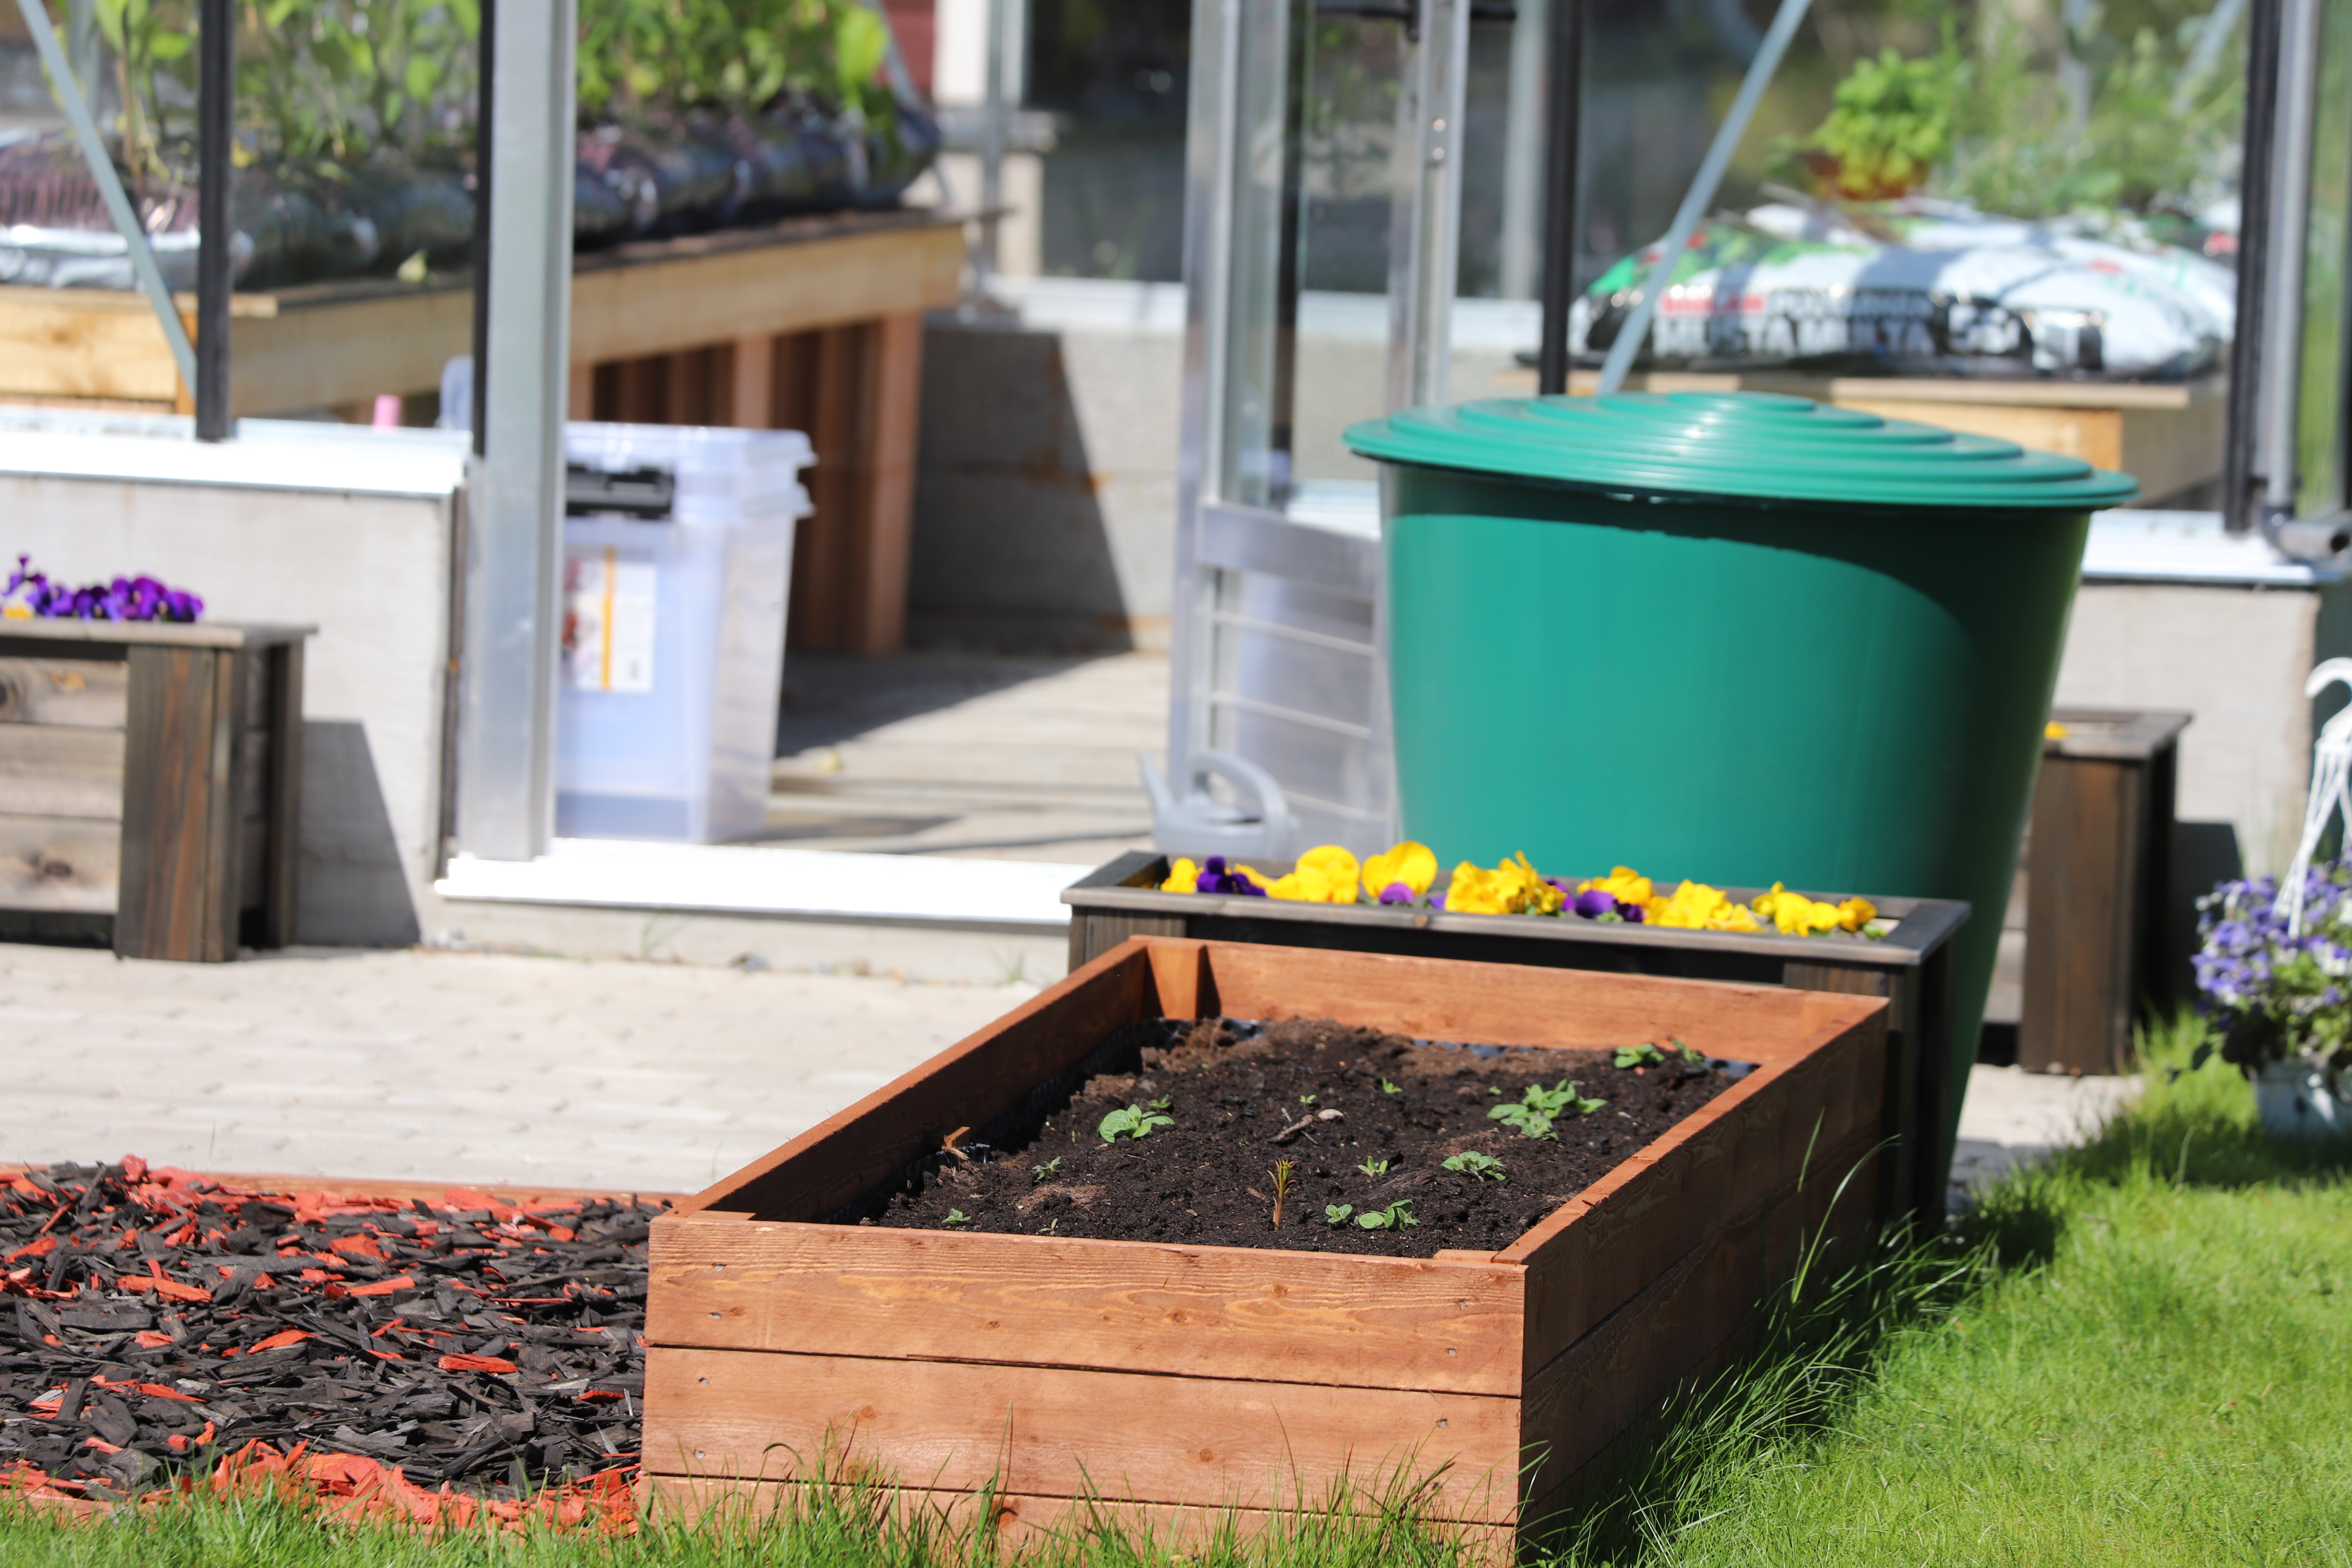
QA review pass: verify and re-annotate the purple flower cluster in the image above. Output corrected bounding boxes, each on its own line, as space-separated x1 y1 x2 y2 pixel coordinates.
1194 856 1266 896
2195 862 2352 1069
4 554 204 623
1565 884 1645 923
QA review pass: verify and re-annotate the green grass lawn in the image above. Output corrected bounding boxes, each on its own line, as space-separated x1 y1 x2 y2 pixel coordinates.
6 1022 2347 1567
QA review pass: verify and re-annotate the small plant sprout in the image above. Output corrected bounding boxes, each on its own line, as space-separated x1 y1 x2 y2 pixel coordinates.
1614 1042 1668 1069
1325 1204 1354 1226
1488 1080 1606 1139
1443 1151 1507 1183
1356 1156 1391 1178
1380 1078 1402 1094
1031 1156 1062 1183
1487 1085 1504 1096
1269 1159 1298 1227
1355 1201 1417 1231
1672 1038 1709 1064
1298 1093 1318 1106
1099 1104 1175 1142
1149 1096 1173 1111
943 1209 971 1228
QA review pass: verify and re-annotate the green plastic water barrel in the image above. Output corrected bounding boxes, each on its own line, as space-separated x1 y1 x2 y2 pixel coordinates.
1343 391 2138 1184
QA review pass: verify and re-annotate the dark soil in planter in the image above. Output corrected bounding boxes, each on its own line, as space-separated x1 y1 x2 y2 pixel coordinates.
868 1017 1746 1257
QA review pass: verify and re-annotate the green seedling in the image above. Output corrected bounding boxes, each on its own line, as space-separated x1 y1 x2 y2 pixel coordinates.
1615 1042 1668 1069
1671 1038 1709 1064
1298 1093 1318 1106
1487 1085 1504 1096
1356 1156 1391 1178
1038 1219 1057 1235
1031 1156 1062 1183
1269 1158 1297 1227
1099 1104 1174 1142
1443 1151 1508 1183
1488 1079 1606 1140
943 1209 970 1228
1380 1078 1402 1094
1325 1204 1354 1227
1149 1096 1173 1110
1355 1201 1417 1231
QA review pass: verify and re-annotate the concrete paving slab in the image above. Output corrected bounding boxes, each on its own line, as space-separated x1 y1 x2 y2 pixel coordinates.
1948 1063 2141 1208
0 942 1038 1194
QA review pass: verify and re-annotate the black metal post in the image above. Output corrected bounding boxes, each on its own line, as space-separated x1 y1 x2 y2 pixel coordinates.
471 0 496 458
1534 0 1583 396
194 0 233 440
2223 0 2282 533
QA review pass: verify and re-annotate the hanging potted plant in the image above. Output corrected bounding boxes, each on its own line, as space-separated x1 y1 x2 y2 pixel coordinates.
2193 865 2352 1136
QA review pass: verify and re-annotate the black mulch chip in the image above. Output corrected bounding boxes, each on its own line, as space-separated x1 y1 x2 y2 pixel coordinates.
1 1158 663 1499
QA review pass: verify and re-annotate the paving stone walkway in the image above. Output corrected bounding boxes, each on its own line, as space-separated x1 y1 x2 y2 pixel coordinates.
0 942 1037 1195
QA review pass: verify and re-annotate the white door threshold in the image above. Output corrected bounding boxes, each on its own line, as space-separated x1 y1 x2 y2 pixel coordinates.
435 838 1089 931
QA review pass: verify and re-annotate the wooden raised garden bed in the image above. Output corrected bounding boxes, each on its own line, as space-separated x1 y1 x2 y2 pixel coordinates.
1065 851 1965 1228
0 618 309 962
640 936 1888 1550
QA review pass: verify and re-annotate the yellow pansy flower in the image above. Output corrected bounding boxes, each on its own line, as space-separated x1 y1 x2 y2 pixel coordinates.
1442 853 1562 916
1751 881 1842 936
1648 879 1753 930
1161 857 1200 894
1362 841 1439 900
1577 865 1654 907
1266 846 1360 903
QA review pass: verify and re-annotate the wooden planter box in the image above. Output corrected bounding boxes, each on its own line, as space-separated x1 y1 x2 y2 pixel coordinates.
0 618 309 961
1066 852 1964 1229
642 937 1888 1550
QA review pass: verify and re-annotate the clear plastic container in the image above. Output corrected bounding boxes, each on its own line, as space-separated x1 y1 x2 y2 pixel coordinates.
556 423 813 842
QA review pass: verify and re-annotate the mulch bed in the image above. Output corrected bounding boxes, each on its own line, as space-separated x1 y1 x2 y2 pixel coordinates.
0 1159 664 1523
867 1016 1747 1256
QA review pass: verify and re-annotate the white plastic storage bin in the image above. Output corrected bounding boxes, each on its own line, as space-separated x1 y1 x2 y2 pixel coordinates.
557 423 813 842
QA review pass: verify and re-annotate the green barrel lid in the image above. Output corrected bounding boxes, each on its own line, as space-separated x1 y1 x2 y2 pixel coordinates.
1343 389 2139 510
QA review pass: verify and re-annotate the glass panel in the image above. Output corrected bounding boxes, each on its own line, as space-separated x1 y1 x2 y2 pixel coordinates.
1211 0 1294 509
1029 0 1192 279
2299 0 2352 515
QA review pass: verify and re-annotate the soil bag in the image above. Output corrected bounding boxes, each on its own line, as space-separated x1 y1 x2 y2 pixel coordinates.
1573 201 2228 381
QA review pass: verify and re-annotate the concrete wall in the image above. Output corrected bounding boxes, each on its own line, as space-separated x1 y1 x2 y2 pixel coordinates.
0 419 463 946
2056 579 2352 882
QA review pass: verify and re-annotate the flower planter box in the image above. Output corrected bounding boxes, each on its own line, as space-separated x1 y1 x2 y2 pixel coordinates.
640 936 1888 1549
1065 853 1965 1228
0 618 310 961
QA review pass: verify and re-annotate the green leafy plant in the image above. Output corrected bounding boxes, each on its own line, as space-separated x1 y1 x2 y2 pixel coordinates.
1149 1096 1173 1111
1269 1158 1297 1228
1443 1151 1507 1183
1355 1201 1417 1231
1298 1094 1317 1106
1489 1079 1605 1140
1325 1203 1354 1227
1615 1043 1668 1070
1355 1156 1390 1178
1030 1156 1061 1184
1791 46 1956 199
1098 1104 1174 1143
942 1208 969 1228
1380 1078 1402 1095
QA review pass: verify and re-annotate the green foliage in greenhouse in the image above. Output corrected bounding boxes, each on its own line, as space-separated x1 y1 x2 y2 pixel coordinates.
73 0 893 179
575 0 894 124
1775 1 2246 220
